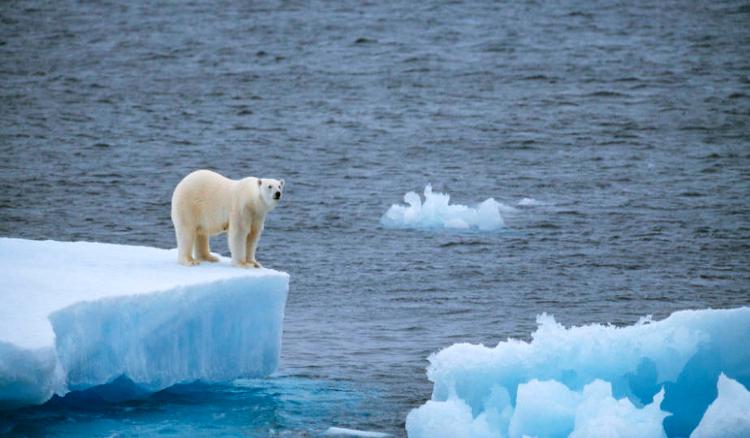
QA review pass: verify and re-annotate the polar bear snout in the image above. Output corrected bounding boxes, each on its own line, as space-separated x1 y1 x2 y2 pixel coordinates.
274 191 281 200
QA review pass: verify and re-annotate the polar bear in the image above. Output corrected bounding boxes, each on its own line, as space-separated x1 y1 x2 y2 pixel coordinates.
171 169 284 268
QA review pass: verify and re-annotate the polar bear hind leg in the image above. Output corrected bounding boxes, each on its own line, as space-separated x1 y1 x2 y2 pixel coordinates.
176 227 199 266
195 232 219 262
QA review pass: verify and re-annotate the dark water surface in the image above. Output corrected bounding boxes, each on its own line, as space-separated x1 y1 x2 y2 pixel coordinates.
2 0 749 436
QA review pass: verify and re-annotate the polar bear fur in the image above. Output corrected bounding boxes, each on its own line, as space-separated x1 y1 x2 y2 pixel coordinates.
171 169 284 268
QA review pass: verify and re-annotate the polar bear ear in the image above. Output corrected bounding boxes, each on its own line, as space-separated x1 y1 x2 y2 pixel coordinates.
280 179 285 187
257 179 262 187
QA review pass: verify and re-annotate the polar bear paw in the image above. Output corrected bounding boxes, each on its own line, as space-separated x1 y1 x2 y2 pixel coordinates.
232 260 262 269
198 254 220 263
179 258 200 266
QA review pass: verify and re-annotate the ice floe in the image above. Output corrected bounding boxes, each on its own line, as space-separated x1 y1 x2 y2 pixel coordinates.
0 238 288 409
381 185 512 231
407 307 750 438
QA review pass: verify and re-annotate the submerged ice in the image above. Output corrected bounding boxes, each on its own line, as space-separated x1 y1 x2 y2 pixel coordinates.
0 238 288 409
380 185 510 231
406 307 750 438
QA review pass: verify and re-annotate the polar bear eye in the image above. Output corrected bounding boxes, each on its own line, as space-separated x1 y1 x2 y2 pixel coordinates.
268 184 272 189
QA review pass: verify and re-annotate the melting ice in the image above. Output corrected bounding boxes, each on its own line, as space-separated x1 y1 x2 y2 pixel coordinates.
0 238 288 409
517 197 549 207
406 307 750 438
381 185 511 231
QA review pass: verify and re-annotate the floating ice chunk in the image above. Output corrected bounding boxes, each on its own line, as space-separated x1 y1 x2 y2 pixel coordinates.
381 185 509 231
323 426 393 437
690 374 750 438
0 238 288 409
517 198 548 207
407 307 750 438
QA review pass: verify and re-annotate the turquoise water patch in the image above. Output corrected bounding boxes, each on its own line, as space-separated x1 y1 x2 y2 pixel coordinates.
1 377 379 437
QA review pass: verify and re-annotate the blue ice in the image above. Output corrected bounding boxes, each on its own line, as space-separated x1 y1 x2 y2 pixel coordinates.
407 307 750 438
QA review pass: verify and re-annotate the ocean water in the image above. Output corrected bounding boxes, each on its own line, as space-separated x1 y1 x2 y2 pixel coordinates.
1 0 749 436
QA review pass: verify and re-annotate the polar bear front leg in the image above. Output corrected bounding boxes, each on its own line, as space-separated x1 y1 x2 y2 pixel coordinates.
228 224 252 268
245 220 264 268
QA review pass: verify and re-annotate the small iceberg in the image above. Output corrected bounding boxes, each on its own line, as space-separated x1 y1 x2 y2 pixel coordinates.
406 307 750 438
0 238 288 409
380 185 510 231
517 197 549 207
323 426 392 437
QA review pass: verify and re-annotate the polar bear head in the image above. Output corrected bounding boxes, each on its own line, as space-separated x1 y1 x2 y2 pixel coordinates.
257 178 285 209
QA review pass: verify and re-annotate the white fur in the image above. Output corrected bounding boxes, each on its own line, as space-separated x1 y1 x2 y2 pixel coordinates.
170 169 284 268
